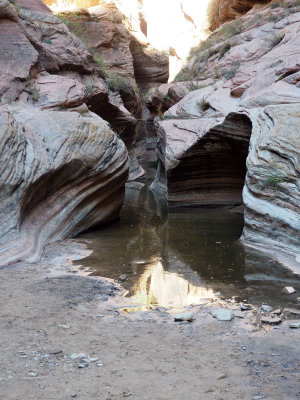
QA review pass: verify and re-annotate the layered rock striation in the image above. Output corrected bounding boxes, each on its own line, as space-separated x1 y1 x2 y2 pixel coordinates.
151 0 300 268
0 0 129 266
53 2 169 180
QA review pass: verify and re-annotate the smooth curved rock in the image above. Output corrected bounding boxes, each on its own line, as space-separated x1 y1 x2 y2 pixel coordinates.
242 104 300 269
0 105 129 266
0 0 131 267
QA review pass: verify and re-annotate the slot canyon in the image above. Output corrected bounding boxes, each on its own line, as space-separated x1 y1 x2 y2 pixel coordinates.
0 1 299 399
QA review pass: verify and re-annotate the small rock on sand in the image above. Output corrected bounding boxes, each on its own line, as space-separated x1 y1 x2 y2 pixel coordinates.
211 310 234 321
261 317 282 325
240 304 250 311
70 353 87 360
173 312 194 322
281 287 296 294
261 305 273 313
288 322 300 329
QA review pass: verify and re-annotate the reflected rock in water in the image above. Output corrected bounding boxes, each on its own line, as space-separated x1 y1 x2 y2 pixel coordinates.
123 182 145 209
130 258 216 308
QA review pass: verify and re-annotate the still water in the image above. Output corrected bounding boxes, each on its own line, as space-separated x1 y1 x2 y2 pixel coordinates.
75 182 300 310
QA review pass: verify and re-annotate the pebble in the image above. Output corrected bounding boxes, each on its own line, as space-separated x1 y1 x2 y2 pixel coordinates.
70 353 87 360
240 304 250 311
288 322 300 329
87 357 99 362
48 350 62 355
253 396 263 400
58 324 70 329
28 372 37 377
96 362 104 367
261 316 282 325
78 362 89 368
119 274 127 282
173 312 194 322
281 287 296 294
272 309 282 315
217 373 227 380
97 314 105 318
211 309 234 321
261 305 273 313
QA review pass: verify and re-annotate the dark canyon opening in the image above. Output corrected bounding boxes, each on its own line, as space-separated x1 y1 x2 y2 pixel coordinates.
167 113 253 208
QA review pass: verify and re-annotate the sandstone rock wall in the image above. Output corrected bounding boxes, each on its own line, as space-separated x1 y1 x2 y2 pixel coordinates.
0 0 129 266
151 1 300 269
208 0 270 30
53 2 169 180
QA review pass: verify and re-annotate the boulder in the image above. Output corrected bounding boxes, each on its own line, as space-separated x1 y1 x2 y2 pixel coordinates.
0 0 130 266
0 105 128 266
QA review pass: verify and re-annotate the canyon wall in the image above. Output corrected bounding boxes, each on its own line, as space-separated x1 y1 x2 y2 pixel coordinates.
150 0 300 269
0 0 129 266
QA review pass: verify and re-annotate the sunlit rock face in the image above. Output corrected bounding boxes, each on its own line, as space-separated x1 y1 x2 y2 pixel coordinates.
207 0 270 30
44 0 100 10
44 0 213 81
0 0 129 266
43 1 169 179
115 0 212 80
151 2 300 269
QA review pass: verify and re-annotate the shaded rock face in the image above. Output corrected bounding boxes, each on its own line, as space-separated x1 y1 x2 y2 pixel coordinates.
0 0 129 266
151 2 300 268
243 104 300 268
164 113 252 207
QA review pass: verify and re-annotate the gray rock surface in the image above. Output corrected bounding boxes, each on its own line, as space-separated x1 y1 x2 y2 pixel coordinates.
173 312 194 322
211 309 234 321
0 105 128 267
151 5 300 270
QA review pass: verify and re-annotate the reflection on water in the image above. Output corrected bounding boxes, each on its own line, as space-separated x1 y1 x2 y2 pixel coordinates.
75 182 300 310
130 258 216 308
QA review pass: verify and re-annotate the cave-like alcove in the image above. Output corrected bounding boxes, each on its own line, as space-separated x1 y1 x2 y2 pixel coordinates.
167 113 252 207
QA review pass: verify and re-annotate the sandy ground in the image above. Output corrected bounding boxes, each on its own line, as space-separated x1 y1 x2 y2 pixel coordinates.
0 240 299 400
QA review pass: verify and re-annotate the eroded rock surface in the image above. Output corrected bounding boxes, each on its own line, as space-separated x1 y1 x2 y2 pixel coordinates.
151 1 300 268
0 0 129 266
208 0 270 30
54 2 169 180
0 105 128 267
